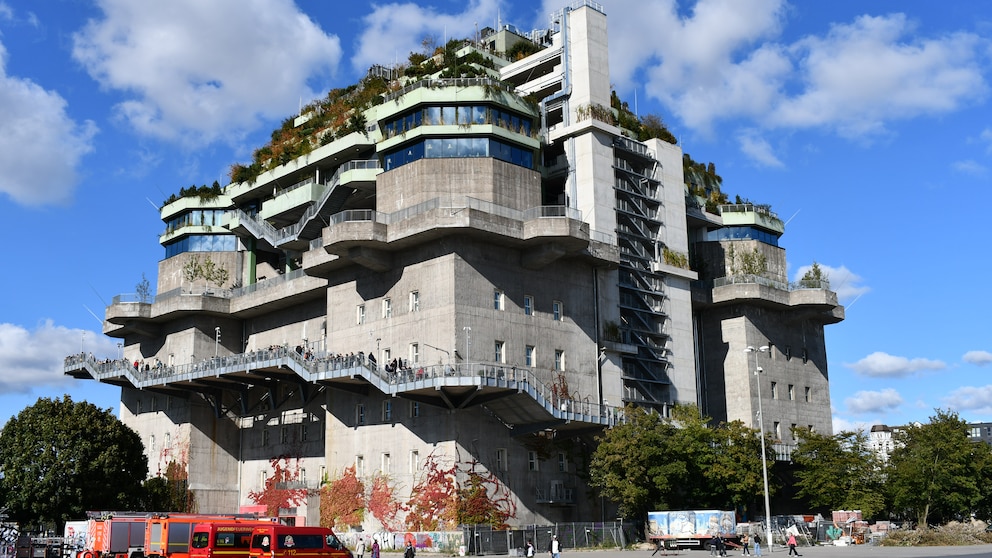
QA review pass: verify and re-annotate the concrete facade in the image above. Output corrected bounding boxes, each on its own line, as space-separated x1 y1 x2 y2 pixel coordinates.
65 1 842 529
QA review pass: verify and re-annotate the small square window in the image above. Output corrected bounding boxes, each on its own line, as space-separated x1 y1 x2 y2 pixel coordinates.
524 295 534 316
528 451 540 471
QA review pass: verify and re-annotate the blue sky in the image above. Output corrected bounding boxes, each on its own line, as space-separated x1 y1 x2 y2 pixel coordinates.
1 0 990 433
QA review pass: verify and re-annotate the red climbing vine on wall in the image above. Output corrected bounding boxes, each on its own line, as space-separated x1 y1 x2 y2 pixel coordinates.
404 451 458 531
319 465 365 530
367 472 402 531
247 455 309 518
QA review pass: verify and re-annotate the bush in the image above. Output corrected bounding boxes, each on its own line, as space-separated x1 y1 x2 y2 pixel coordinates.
880 521 992 546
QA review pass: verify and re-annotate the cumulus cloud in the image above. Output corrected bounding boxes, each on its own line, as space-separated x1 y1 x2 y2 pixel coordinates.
72 0 342 144
0 40 97 206
351 0 500 74
963 350 992 366
792 263 868 303
831 416 869 434
845 351 946 378
845 388 903 414
0 321 116 393
576 0 988 149
943 385 992 416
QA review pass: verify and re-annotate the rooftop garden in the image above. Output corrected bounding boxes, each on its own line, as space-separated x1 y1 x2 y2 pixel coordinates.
161 181 223 208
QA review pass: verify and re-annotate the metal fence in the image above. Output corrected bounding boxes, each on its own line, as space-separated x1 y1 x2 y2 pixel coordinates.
461 522 635 555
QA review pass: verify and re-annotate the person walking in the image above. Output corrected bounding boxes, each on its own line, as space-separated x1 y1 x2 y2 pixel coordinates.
356 538 366 558
371 540 380 558
404 541 416 558
753 533 762 557
526 540 535 558
787 534 801 556
740 533 751 556
548 535 561 558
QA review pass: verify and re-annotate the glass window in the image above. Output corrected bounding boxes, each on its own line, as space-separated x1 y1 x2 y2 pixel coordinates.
381 452 391 473
473 106 486 124
496 448 507 471
554 350 564 371
558 452 567 472
410 343 419 364
494 289 504 310
426 106 441 125
356 404 365 425
357 304 365 325
495 341 504 363
804 387 811 402
553 301 563 321
528 451 539 471
457 106 471 125
410 291 420 312
771 381 778 399
442 106 456 125
382 298 392 318
526 345 535 367
524 295 534 315
410 450 420 473
382 400 392 422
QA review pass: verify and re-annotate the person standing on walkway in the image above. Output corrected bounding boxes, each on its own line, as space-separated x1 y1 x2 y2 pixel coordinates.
753 533 762 557
526 540 535 558
787 534 801 556
741 533 751 556
548 535 561 558
356 538 366 558
371 540 380 558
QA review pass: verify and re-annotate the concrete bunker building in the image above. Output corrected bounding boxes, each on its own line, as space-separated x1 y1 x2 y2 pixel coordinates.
65 1 843 526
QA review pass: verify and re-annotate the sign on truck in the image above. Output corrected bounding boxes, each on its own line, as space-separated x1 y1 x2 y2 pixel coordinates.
647 510 737 549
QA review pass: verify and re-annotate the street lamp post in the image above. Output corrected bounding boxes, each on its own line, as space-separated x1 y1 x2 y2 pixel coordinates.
462 327 471 370
745 345 773 551
214 326 221 357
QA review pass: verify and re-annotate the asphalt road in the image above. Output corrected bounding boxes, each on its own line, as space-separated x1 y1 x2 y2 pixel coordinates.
561 544 992 558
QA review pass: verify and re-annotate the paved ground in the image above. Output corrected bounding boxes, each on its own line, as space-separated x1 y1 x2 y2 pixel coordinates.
561 544 992 558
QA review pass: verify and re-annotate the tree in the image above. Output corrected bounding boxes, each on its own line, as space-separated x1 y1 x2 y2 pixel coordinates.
0 396 147 530
248 456 309 518
791 429 885 517
887 409 992 526
590 404 768 520
799 262 829 289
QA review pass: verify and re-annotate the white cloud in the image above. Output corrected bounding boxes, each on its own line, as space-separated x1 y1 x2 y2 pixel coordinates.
951 160 987 176
845 351 946 378
592 0 988 148
792 263 868 303
774 14 987 137
830 416 870 435
737 130 784 167
963 350 992 366
943 385 992 416
0 40 97 206
845 388 903 414
0 321 116 393
351 0 500 75
72 0 342 145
